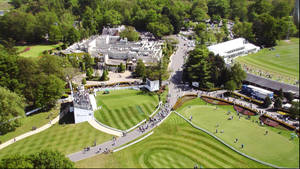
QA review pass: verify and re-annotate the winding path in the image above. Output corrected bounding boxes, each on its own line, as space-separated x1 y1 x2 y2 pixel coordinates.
0 116 60 150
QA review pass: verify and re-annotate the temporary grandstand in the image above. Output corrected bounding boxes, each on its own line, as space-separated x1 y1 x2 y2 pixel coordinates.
245 73 299 98
72 86 97 123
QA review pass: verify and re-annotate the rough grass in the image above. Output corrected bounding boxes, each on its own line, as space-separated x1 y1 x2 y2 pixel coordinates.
76 114 268 168
177 98 299 168
0 105 60 143
16 44 61 58
236 38 299 85
94 89 159 130
0 122 112 159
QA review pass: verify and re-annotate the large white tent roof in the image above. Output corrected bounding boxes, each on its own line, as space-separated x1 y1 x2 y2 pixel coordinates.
208 38 246 56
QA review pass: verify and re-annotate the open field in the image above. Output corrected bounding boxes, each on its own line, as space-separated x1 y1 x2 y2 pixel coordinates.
236 38 299 85
177 98 299 168
0 105 60 143
0 120 112 159
76 113 268 168
16 44 61 58
94 89 159 130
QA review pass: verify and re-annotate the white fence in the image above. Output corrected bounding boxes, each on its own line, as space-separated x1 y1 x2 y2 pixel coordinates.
94 85 146 93
94 118 123 133
113 131 154 153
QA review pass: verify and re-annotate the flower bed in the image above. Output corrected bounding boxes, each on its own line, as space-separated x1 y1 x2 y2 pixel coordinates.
202 97 230 105
20 47 31 53
173 95 197 110
259 116 279 127
233 105 256 116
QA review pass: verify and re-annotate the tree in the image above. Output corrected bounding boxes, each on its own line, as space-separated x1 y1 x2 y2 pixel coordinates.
230 63 246 88
34 74 65 109
147 18 173 38
103 10 123 26
229 0 248 21
86 68 93 79
263 96 272 108
289 101 299 119
183 47 211 88
48 25 63 43
38 55 66 80
134 59 146 78
30 150 74 169
233 20 255 42
207 0 230 18
190 0 209 22
82 78 86 85
274 97 282 109
278 88 284 99
64 27 80 45
100 69 109 81
0 154 33 169
120 26 140 41
253 13 278 47
83 54 94 69
248 0 272 21
225 80 237 92
118 63 126 73
271 0 292 18
0 48 22 94
276 16 298 40
284 92 294 103
0 87 26 135
0 150 74 169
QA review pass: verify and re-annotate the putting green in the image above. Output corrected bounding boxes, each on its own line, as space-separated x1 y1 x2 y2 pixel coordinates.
0 122 112 159
76 114 268 168
236 38 299 85
177 98 299 168
94 89 159 130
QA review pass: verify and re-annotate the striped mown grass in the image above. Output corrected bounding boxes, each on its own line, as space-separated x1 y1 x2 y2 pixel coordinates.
177 98 299 168
75 114 268 168
236 38 299 85
0 104 60 143
0 122 112 159
94 89 159 130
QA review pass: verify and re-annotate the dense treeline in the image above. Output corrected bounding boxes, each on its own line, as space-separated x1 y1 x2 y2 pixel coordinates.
0 45 72 109
182 45 246 89
0 0 298 47
0 150 74 168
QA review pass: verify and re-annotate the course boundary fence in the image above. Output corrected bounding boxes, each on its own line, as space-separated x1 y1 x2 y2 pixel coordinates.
94 118 124 133
173 111 284 169
113 131 154 153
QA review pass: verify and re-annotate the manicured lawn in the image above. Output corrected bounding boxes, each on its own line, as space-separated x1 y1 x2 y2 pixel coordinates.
177 98 299 168
76 114 268 168
16 44 61 58
0 122 112 159
0 105 60 143
94 89 159 130
236 38 299 85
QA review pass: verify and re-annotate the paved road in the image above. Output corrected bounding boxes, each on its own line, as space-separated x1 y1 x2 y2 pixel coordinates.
167 35 195 106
